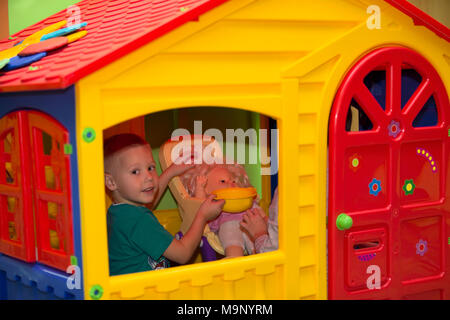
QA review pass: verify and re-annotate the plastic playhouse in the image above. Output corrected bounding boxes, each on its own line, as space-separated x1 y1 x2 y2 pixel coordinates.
0 0 449 300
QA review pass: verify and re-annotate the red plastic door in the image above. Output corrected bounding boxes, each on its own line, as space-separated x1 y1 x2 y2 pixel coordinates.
328 47 450 299
28 111 74 271
0 111 35 262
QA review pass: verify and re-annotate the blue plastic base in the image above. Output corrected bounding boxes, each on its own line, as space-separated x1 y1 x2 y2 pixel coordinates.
0 253 83 300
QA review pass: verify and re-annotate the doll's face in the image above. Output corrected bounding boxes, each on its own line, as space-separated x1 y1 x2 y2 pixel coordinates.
205 167 237 194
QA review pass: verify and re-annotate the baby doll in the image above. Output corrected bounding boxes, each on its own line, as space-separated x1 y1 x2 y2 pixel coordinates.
181 163 258 258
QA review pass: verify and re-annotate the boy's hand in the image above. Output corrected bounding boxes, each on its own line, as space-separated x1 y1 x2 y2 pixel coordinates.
163 195 223 264
198 194 224 222
152 155 195 210
240 207 268 241
165 160 195 179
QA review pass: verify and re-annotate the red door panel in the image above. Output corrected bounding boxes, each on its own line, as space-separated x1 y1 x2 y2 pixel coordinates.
28 111 74 271
399 215 443 283
399 141 441 204
344 144 389 211
0 111 35 262
329 47 450 299
345 227 389 290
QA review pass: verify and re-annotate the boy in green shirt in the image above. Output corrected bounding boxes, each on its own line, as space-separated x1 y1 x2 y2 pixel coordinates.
104 134 224 275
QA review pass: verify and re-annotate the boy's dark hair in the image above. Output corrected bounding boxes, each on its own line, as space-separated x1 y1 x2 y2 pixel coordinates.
103 133 148 159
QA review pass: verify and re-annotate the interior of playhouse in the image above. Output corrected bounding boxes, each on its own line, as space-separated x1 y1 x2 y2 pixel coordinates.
103 107 279 265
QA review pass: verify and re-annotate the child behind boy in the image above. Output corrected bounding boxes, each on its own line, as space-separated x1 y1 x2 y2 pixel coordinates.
104 134 224 275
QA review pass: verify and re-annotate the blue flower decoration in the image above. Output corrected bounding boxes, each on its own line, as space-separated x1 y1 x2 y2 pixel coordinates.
388 120 401 138
369 178 382 196
416 239 428 256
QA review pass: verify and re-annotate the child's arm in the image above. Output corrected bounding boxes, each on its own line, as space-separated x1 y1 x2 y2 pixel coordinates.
152 161 194 209
241 207 279 253
163 194 224 264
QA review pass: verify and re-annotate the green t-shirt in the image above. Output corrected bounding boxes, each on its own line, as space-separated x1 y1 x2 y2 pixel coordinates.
107 203 174 276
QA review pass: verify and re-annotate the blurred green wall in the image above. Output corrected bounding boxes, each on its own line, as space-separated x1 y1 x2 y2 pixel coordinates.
7 0 449 35
9 0 79 34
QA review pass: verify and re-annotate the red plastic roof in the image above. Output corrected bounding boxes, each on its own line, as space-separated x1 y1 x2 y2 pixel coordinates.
0 0 448 93
0 0 229 93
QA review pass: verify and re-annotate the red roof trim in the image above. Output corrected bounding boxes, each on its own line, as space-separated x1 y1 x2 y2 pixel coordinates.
384 0 449 42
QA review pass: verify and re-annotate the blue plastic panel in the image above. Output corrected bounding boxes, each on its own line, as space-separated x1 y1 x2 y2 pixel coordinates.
0 253 82 299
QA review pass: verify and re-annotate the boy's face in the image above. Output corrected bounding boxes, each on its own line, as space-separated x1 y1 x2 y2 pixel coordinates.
205 167 237 194
105 144 159 206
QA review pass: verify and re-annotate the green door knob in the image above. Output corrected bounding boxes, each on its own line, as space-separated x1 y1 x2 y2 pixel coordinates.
336 213 353 231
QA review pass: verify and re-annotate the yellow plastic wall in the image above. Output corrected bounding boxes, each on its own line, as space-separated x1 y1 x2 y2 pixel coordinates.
76 0 450 300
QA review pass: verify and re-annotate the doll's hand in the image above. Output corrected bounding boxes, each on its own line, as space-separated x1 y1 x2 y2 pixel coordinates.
198 194 224 222
194 175 208 199
196 175 207 188
240 208 268 241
